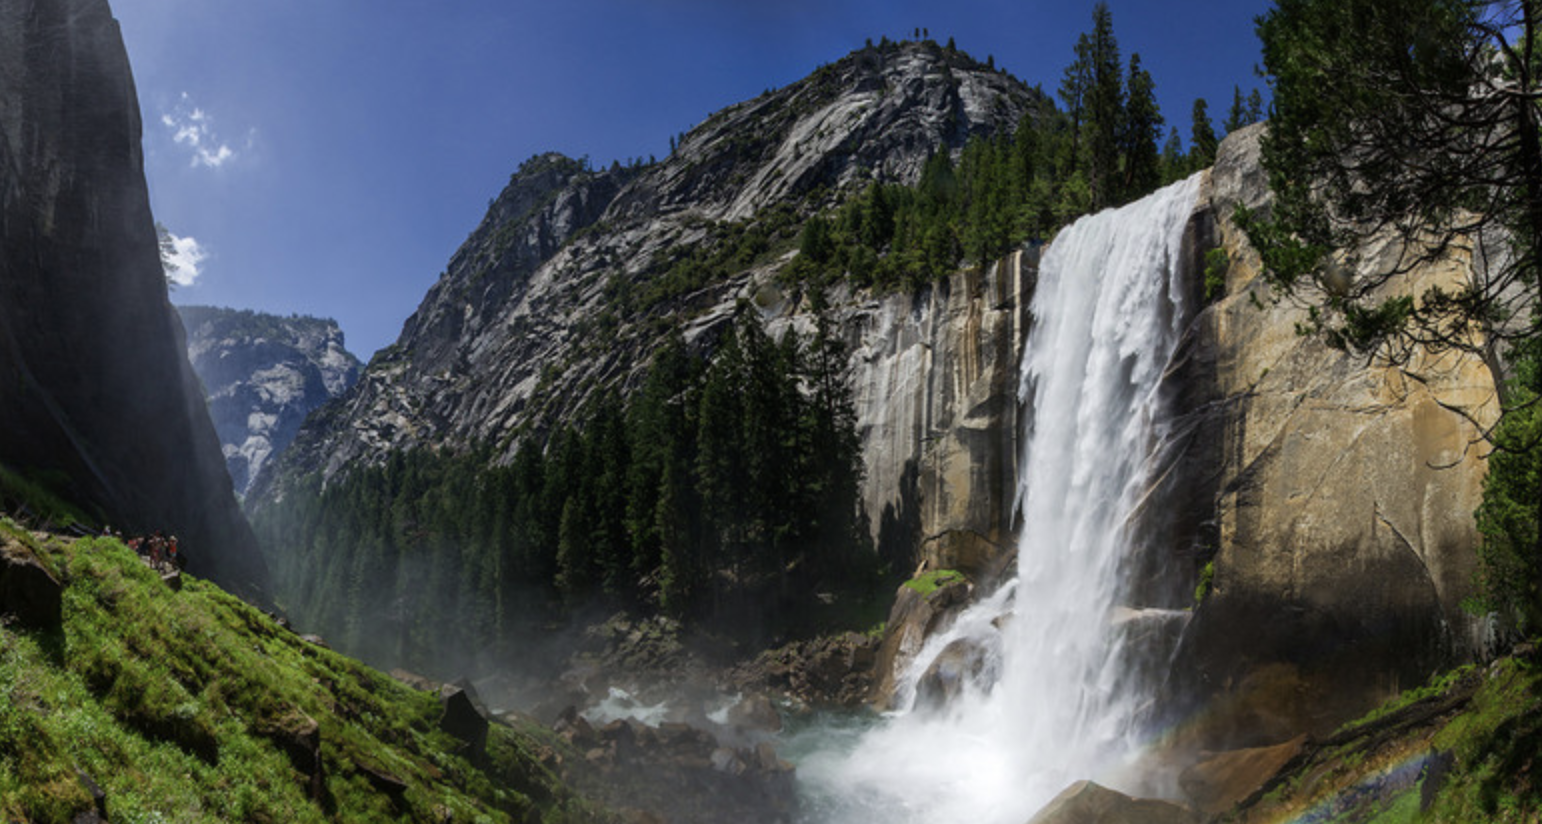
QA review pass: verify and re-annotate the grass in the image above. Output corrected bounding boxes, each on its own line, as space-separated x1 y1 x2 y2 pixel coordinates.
0 521 610 823
0 465 98 533
1233 653 1542 824
902 569 965 597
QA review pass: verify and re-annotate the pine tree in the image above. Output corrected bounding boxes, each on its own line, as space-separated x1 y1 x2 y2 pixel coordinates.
1058 33 1092 175
1083 2 1124 209
1224 85 1248 133
1120 53 1164 202
1189 98 1218 171
1246 88 1265 125
1160 127 1186 184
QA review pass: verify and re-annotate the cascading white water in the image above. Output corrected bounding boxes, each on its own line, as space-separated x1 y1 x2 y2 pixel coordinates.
796 174 1203 824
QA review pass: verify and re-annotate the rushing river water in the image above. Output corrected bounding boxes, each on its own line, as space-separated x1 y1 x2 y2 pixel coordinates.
792 174 1204 824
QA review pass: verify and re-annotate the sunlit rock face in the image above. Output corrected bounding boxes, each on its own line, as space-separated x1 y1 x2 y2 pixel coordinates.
0 0 268 599
250 40 1042 553
179 307 361 496
1165 123 1496 747
833 252 1032 577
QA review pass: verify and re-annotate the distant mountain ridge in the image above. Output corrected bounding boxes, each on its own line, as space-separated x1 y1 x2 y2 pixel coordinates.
178 306 361 497
249 39 1042 501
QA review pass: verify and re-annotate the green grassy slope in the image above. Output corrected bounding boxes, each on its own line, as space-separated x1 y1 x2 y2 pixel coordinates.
0 519 609 823
1229 651 1542 823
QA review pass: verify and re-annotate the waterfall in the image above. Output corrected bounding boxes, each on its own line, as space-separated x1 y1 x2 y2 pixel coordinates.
797 174 1203 824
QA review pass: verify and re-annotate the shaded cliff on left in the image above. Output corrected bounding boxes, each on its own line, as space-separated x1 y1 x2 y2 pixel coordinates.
0 0 268 600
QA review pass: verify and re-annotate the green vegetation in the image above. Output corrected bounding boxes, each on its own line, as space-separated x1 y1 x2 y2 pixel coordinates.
1473 339 1542 635
1238 656 1542 823
0 464 98 533
1203 248 1230 304
1333 664 1476 737
1192 561 1215 605
255 304 876 674
0 521 605 823
786 4 1208 294
902 569 965 597
1246 0 1541 357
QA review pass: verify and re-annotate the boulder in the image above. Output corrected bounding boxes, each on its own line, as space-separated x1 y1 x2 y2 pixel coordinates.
1179 735 1309 816
0 536 62 631
257 710 323 800
913 637 990 711
870 575 973 708
1027 781 1197 824
439 686 489 757
725 692 782 733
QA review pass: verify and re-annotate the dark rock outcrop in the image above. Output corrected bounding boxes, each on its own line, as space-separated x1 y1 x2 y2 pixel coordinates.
0 533 62 630
728 632 880 709
439 684 490 758
0 0 268 600
178 306 361 496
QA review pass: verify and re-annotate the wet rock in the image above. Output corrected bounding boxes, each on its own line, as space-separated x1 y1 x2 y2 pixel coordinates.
730 631 881 709
711 747 748 777
1027 780 1198 824
871 576 974 708
913 637 990 711
0 537 61 631
357 761 408 799
1179 735 1308 816
725 693 782 733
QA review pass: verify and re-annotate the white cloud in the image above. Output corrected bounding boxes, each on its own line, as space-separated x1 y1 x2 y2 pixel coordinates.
161 93 239 169
157 224 208 288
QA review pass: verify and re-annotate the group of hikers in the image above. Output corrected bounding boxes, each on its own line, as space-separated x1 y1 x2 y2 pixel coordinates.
120 530 185 573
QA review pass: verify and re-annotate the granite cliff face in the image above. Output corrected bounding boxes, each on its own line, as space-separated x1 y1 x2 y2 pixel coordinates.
1162 124 1496 746
251 40 1043 545
178 307 361 497
0 0 268 598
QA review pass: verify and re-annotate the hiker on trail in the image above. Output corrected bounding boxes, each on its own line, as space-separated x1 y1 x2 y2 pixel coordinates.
168 536 179 569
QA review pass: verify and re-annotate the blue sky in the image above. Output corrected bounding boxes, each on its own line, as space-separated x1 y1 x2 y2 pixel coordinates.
114 0 1273 358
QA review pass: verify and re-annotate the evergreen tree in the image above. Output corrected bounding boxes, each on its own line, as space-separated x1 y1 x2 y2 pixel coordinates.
1058 33 1092 174
1120 53 1164 202
1189 98 1218 171
1160 127 1186 184
1245 88 1265 124
1083 2 1124 208
1224 85 1248 133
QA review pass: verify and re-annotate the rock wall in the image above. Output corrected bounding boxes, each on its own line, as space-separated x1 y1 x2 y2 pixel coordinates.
0 0 268 599
179 307 361 497
832 251 1033 575
1166 124 1496 746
